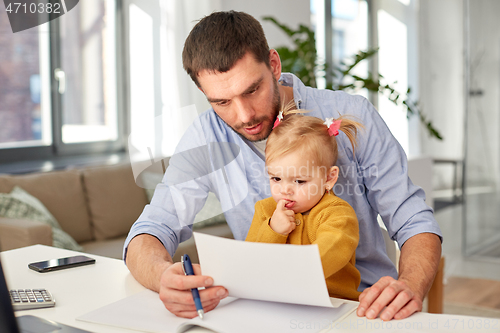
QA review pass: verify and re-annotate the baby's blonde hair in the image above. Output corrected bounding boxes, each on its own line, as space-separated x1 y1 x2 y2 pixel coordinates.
266 108 362 169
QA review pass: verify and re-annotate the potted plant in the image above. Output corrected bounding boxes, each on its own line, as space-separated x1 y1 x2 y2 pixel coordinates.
264 16 442 140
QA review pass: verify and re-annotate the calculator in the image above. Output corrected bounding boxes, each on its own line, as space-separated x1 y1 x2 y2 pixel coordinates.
9 289 55 310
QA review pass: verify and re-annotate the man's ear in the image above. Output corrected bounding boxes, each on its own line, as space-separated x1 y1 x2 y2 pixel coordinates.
326 166 339 189
269 49 282 81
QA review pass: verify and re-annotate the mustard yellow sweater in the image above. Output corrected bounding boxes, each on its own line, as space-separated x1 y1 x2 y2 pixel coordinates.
245 193 361 301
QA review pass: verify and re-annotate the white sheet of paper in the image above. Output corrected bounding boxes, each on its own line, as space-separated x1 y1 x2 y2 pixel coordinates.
193 232 344 308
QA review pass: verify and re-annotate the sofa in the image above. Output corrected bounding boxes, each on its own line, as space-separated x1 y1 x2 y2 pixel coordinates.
0 161 233 263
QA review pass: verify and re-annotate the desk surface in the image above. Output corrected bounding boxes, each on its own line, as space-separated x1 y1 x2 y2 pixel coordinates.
2 245 499 333
2 245 145 333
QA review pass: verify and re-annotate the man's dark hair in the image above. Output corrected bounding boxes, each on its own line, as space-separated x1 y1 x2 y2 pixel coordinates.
182 11 270 87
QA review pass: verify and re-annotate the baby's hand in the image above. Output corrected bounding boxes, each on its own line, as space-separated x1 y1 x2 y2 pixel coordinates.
270 200 296 235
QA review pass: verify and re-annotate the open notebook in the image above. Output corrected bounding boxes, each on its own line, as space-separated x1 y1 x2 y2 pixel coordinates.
77 290 357 333
77 233 359 333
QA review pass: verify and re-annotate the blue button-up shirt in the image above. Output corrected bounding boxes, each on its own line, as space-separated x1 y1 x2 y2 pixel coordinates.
124 73 442 290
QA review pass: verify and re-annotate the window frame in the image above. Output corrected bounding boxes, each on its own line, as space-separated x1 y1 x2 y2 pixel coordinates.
0 0 127 166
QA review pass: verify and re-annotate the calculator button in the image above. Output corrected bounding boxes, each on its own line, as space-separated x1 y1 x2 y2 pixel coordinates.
11 288 55 310
10 292 20 301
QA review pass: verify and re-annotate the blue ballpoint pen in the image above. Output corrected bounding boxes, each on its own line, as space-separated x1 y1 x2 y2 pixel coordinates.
181 254 204 319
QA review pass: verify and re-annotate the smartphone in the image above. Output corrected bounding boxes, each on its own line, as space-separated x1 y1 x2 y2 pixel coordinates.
28 255 95 273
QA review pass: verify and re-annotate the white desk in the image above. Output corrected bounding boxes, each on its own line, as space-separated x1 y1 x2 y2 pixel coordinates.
2 245 145 333
2 245 499 333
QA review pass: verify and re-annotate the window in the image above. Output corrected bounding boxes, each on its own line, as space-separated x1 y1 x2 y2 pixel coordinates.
58 0 119 144
377 8 409 153
311 0 369 94
312 0 420 155
0 0 124 164
372 0 419 156
0 5 51 149
330 0 369 87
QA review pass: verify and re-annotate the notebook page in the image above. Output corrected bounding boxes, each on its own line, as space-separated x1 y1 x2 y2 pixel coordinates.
178 298 358 333
77 290 357 333
77 289 191 332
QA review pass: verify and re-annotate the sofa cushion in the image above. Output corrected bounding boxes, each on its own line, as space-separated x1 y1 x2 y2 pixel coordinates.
0 186 82 250
80 237 127 260
0 218 52 251
82 163 148 240
0 170 93 243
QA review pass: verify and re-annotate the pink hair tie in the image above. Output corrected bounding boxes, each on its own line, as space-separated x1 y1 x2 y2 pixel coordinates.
324 118 342 136
273 110 284 129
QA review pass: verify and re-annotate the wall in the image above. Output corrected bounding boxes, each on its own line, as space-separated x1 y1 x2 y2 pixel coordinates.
420 0 500 191
219 0 311 52
419 0 464 190
465 0 500 189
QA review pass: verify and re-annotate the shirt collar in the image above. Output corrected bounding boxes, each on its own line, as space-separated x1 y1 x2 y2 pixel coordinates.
279 73 305 110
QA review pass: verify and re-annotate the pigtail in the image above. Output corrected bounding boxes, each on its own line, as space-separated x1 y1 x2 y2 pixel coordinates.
281 100 305 118
335 116 364 157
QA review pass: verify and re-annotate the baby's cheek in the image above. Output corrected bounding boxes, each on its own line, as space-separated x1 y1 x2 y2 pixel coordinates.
270 183 280 196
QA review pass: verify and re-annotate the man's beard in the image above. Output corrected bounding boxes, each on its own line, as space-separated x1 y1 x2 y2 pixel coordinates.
231 77 281 142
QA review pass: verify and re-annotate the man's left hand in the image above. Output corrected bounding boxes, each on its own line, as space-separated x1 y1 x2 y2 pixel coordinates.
356 276 422 321
357 233 442 321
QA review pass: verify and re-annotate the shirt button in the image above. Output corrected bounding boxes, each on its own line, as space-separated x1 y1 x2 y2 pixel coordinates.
295 219 301 226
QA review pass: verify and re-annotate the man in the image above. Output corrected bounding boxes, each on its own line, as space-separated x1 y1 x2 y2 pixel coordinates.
124 11 442 321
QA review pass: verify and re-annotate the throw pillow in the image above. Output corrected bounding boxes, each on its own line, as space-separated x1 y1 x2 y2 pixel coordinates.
0 186 83 251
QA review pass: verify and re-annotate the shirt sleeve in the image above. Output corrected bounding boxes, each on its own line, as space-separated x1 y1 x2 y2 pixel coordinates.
352 96 442 247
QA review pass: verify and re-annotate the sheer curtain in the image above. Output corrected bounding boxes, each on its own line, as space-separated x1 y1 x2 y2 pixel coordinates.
127 0 220 183
160 0 221 156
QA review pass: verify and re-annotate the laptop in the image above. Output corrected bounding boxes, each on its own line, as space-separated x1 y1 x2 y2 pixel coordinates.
0 257 91 333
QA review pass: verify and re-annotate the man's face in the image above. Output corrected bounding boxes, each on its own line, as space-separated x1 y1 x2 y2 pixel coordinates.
197 52 281 142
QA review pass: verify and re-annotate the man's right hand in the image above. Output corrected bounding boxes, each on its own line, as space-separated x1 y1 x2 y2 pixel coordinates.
125 234 228 318
158 262 228 318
